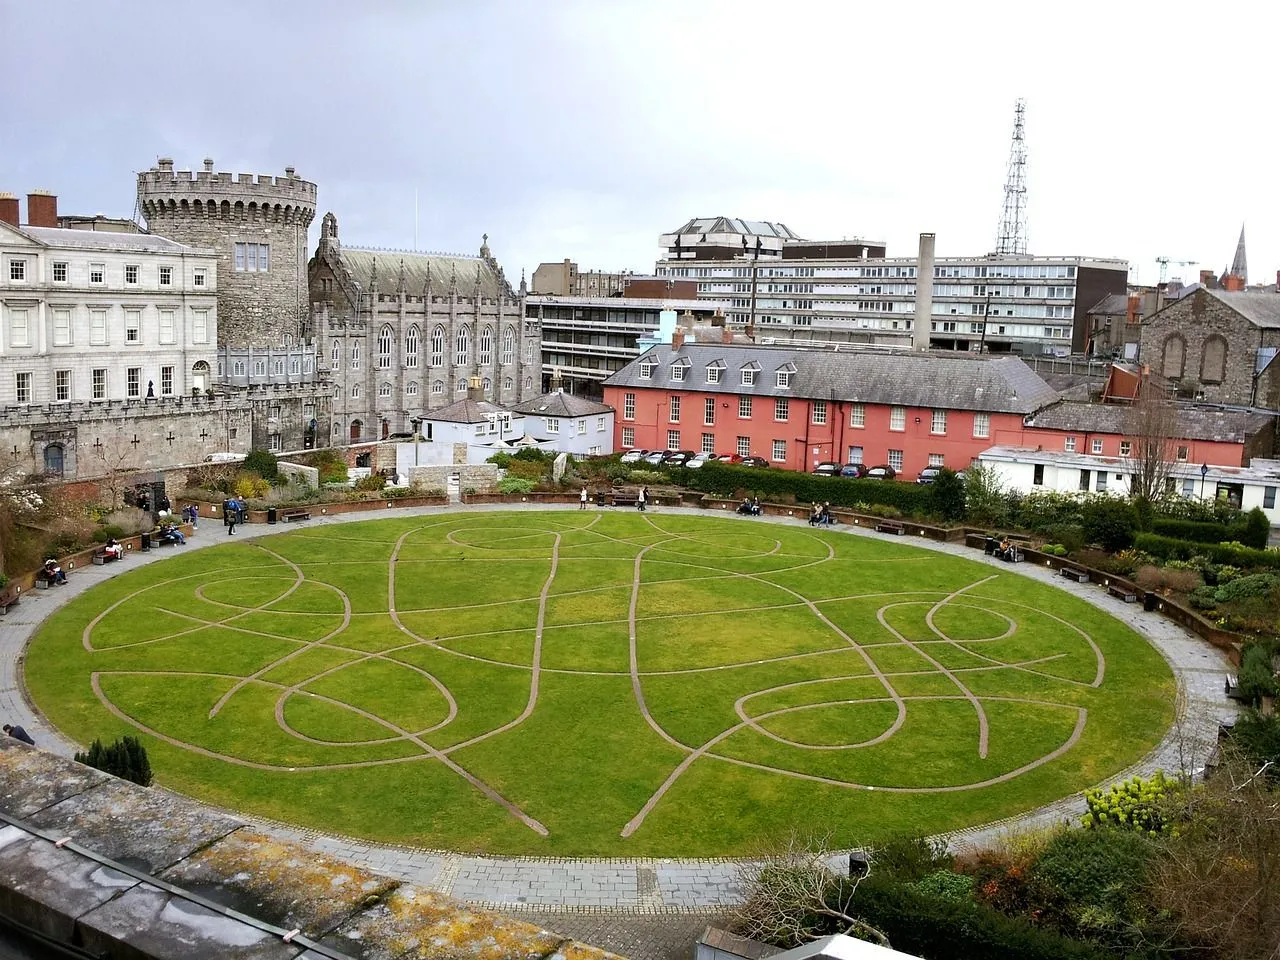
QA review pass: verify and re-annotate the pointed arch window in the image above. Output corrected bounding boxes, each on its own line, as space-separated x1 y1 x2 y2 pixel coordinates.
432 379 444 395
479 325 493 366
501 325 515 365
405 325 420 368
455 325 470 366
351 341 361 370
456 378 467 393
430 325 445 367
331 340 340 365
482 377 492 393
377 325 393 369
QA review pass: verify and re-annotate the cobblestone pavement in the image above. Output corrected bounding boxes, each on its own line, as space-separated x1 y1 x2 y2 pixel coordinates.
0 503 1237 926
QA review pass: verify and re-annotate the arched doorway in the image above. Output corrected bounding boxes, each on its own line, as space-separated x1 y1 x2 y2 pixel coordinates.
44 443 64 477
350 419 363 442
191 361 210 394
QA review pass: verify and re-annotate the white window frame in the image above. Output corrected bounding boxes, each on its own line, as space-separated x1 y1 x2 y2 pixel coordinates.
91 368 107 400
738 396 752 418
706 365 722 384
52 261 67 283
547 417 560 434
622 426 635 448
889 406 906 432
771 439 786 462
1091 438 1104 455
192 310 209 344
124 264 139 285
888 449 904 471
55 369 71 401
667 429 681 451
624 392 636 420
158 265 172 286
812 400 827 425
850 403 866 428
774 397 789 421
89 263 105 285
931 409 947 435
1064 436 1077 452
161 365 174 396
972 412 990 439
669 395 681 422
53 308 72 346
776 370 791 388
126 367 141 398
125 310 141 343
741 368 757 386
736 435 750 457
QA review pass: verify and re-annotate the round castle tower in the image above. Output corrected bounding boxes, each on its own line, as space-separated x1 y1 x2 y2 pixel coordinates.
137 158 317 346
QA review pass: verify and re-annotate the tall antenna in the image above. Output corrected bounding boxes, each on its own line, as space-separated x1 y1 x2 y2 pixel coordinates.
994 98 1028 256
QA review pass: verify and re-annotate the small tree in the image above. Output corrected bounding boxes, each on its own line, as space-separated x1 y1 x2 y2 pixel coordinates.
74 736 153 787
930 469 966 522
1124 380 1178 511
1242 507 1271 550
963 463 1010 528
243 448 279 482
1080 497 1137 552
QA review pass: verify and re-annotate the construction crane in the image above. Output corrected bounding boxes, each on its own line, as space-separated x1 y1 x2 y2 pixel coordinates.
1155 257 1197 285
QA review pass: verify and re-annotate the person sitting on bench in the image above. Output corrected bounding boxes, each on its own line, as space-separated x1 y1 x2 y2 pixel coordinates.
737 498 755 515
997 537 1017 562
102 538 124 561
42 559 68 585
157 522 185 545
819 502 835 526
808 502 823 526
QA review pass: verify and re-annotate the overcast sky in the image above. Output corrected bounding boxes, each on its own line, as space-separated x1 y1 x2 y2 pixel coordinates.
3 0 1277 288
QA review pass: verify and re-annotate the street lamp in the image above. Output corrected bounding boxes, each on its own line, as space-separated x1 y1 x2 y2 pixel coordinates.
1200 463 1209 500
409 418 423 467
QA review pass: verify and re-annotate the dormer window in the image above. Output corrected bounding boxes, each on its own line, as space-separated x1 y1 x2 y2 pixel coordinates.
741 369 757 386
776 371 791 388
706 363 723 383
672 364 685 382
639 360 656 379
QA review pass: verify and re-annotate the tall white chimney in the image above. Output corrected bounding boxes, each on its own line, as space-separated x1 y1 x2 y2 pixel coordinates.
912 232 935 351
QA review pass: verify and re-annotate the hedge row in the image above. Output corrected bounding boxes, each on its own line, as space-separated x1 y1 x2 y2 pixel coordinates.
1134 532 1280 570
675 462 935 514
1150 517 1244 545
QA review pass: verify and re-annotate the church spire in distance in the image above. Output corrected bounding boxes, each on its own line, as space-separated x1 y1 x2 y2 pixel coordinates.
1231 224 1247 283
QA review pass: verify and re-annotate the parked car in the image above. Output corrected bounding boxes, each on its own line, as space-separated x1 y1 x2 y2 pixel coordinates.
714 453 744 464
664 450 697 467
812 461 841 477
863 464 897 480
619 449 648 464
739 456 770 468
839 463 869 479
642 451 668 466
685 452 715 469
916 466 944 484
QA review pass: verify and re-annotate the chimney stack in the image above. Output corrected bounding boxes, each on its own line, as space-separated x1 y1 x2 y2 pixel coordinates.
672 327 686 350
26 190 57 228
0 193 18 227
911 232 936 350
466 375 485 402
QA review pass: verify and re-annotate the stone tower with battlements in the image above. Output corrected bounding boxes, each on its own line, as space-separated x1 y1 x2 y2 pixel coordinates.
137 158 317 345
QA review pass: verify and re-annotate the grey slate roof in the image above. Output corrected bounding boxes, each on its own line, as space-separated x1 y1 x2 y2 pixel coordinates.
512 391 612 417
605 344 1060 414
1025 400 1272 442
338 247 508 298
21 226 203 254
1087 293 1129 315
1207 290 1280 329
423 397 509 424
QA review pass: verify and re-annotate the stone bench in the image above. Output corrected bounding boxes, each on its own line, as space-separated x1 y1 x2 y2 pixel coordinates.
282 509 312 523
0 586 18 615
875 520 905 535
611 493 641 508
1108 583 1138 603
91 551 123 566
1059 566 1090 583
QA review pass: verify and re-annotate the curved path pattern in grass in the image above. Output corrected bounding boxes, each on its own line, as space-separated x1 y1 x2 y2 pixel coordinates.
24 511 1175 857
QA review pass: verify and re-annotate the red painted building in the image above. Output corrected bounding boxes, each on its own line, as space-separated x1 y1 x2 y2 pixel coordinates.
603 344 1266 478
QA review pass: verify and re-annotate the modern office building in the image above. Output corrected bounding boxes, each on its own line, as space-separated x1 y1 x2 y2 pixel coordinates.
655 217 1128 356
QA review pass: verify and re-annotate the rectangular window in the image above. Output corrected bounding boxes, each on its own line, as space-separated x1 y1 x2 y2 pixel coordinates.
1064 436 1077 452
1091 438 1104 455
1176 445 1189 461
52 261 67 282
850 403 865 428
739 396 753 418
53 309 71 345
776 370 791 388
772 439 787 462
848 445 863 464
159 265 173 286
597 416 606 432
90 263 105 284
931 409 947 435
92 368 106 399
55 369 70 401
125 264 139 284
125 310 140 343
1264 486 1277 509
667 429 681 451
15 372 31 403
1182 478 1196 497
269 433 282 452
161 365 174 396
701 432 716 454
127 367 141 398
889 406 906 431
193 269 206 287
704 397 716 425
1078 469 1091 491
577 419 586 434
812 400 827 425
546 418 560 434
741 368 757 386
233 243 270 272
621 426 635 448
973 412 990 438
1096 471 1108 492
159 309 175 344
928 453 945 466
89 308 106 345
671 364 685 382
1119 440 1132 457
1033 463 1044 485
737 435 751 457
669 395 681 422
706 365 722 383
623 392 635 420
8 259 26 281
192 310 208 344
774 397 789 421
887 449 904 471
638 362 654 380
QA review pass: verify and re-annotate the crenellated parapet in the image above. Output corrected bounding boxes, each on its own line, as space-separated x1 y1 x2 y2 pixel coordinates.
138 157 316 228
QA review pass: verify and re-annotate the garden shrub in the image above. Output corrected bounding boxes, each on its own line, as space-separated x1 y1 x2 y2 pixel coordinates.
627 469 667 485
1132 565 1202 594
243 448 279 482
1080 498 1136 552
682 462 934 516
233 472 270 499
497 477 535 494
353 474 387 492
1188 584 1218 610
103 507 155 536
1227 711 1280 771
870 834 952 882
909 869 974 903
91 524 126 543
74 736 153 787
1039 523 1085 554
963 464 1012 527
1151 517 1240 544
504 459 547 481
1237 644 1278 706
1213 572 1279 605
1081 771 1176 835
1242 507 1271 549
930 469 966 521
1134 533 1280 571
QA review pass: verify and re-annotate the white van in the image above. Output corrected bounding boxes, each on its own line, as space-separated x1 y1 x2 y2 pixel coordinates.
203 452 245 463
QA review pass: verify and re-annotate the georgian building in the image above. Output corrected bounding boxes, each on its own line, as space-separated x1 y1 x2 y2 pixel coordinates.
308 214 540 444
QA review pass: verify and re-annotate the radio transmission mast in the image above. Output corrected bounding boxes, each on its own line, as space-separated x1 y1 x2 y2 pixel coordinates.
994 99 1028 256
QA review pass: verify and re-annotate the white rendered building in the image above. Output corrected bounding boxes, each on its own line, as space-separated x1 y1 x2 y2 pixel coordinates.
512 388 615 457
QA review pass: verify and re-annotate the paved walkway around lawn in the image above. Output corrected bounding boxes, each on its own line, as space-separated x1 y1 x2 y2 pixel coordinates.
0 502 1237 916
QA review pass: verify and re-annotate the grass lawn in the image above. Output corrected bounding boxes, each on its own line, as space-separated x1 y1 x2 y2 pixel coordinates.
23 510 1175 857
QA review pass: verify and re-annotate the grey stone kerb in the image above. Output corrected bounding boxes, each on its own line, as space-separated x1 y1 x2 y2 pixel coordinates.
0 503 1235 913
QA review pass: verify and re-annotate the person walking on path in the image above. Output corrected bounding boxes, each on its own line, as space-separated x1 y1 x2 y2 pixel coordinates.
2 723 34 746
637 486 648 512
225 498 239 536
580 486 589 510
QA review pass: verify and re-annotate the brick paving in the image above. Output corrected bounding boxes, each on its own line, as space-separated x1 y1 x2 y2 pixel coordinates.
0 502 1237 946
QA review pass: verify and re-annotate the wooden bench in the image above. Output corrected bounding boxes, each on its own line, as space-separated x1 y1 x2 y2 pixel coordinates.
1059 566 1090 583
0 586 19 616
281 509 312 523
34 573 56 590
91 551 122 565
611 493 640 508
1107 583 1138 603
875 520 905 535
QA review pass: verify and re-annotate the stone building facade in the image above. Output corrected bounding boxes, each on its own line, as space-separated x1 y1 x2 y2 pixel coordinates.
308 214 540 443
137 158 316 345
1138 288 1280 409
